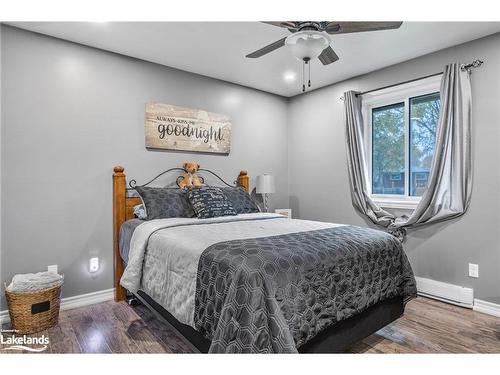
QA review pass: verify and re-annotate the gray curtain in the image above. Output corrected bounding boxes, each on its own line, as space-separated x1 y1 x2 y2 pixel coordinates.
344 63 472 240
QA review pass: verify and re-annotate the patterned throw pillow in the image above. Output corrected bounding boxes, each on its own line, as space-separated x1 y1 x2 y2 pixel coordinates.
221 186 260 214
187 186 237 219
134 186 195 220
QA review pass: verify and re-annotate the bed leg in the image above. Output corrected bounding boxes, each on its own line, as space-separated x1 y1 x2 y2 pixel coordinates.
126 293 142 306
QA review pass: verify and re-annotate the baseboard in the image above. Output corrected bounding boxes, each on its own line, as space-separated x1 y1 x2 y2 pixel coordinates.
415 276 474 308
60 288 114 311
473 299 500 318
0 288 114 325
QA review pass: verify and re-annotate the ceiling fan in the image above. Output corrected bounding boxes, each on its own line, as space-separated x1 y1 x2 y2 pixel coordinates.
246 21 403 91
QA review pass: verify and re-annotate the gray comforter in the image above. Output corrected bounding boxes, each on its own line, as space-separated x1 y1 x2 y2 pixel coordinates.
194 226 416 353
120 214 416 353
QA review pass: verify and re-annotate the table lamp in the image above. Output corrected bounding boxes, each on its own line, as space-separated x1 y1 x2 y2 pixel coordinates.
256 174 275 212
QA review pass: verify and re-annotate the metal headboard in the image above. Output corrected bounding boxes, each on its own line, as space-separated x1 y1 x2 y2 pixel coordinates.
128 167 238 189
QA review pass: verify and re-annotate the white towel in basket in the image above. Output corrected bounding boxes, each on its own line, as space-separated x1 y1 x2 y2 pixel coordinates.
6 272 63 293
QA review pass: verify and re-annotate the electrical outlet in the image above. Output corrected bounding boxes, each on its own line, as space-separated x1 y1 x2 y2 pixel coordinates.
47 264 58 274
468 263 479 278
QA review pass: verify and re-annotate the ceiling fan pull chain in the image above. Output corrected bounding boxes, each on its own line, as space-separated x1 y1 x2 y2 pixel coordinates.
308 61 311 88
302 60 306 92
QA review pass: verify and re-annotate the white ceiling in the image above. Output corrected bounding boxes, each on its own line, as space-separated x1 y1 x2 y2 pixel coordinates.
9 22 500 97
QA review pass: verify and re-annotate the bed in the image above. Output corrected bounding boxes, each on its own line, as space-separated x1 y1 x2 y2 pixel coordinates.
112 166 417 353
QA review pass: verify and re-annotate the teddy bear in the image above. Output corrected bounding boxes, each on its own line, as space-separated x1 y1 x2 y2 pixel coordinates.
179 161 203 189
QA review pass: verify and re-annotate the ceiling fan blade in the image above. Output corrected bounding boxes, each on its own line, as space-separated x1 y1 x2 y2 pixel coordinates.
326 22 403 34
245 37 287 58
262 21 298 30
318 46 340 65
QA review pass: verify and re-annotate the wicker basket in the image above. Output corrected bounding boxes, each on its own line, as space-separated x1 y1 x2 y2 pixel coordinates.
5 283 62 334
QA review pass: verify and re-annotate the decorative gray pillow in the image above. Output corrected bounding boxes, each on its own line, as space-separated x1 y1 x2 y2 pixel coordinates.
221 186 260 214
187 186 237 219
134 186 195 220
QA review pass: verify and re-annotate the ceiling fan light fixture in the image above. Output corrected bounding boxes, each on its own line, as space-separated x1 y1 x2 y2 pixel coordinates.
285 30 330 61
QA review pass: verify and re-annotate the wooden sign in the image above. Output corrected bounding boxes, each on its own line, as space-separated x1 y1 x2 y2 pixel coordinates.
145 103 231 154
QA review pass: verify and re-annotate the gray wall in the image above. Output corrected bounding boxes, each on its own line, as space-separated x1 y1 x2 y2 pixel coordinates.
0 25 289 309
2 24 499 311
288 33 500 304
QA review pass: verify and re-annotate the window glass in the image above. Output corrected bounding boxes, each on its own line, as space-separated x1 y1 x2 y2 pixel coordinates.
372 102 405 195
409 93 440 196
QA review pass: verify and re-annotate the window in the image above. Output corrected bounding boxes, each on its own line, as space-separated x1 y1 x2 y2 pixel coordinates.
372 103 405 196
409 93 440 196
362 76 441 209
414 172 428 188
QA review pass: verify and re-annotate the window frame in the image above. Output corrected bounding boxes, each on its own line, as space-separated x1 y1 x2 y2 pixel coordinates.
362 75 441 210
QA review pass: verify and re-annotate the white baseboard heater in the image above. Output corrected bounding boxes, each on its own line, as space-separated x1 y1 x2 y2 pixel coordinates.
415 277 474 308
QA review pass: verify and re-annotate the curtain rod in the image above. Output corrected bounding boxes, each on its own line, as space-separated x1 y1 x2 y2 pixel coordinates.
339 59 483 100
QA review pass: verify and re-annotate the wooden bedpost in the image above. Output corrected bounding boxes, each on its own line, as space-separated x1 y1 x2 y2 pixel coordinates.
237 170 249 192
113 166 127 302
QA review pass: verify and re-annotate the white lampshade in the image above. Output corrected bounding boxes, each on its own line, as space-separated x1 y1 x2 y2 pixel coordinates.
256 174 275 194
285 30 330 61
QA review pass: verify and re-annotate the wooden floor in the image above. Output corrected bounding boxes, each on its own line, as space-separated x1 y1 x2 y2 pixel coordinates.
1 297 499 354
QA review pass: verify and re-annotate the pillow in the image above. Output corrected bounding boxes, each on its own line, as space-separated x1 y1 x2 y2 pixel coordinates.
134 186 195 220
221 186 260 214
133 204 147 220
187 186 237 219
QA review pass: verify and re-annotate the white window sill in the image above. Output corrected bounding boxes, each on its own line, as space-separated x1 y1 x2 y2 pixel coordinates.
372 197 420 210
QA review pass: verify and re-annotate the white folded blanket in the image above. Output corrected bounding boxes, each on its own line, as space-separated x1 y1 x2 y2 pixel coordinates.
6 272 63 293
